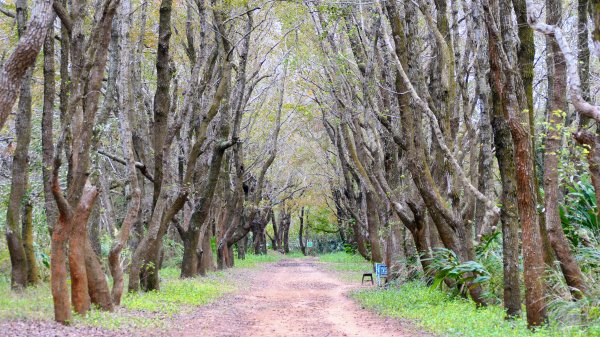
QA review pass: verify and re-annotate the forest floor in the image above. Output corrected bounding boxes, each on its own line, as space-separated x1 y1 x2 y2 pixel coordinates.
167 257 432 337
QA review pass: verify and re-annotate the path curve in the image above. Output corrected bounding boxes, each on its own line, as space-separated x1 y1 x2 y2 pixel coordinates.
171 258 432 337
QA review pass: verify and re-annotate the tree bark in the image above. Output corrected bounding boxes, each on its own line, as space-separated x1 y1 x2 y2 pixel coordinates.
22 199 38 285
484 0 547 325
543 0 587 299
366 191 383 263
0 0 55 131
42 27 58 236
151 0 173 206
108 5 142 300
490 79 522 318
299 207 306 256
5 0 35 291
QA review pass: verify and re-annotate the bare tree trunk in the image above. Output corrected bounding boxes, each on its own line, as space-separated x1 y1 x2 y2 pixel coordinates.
50 214 72 323
68 200 93 315
181 213 202 277
0 0 55 131
22 199 38 285
543 0 587 299
42 27 58 236
490 83 522 318
485 0 547 325
151 0 173 206
366 191 383 263
85 240 113 311
271 210 279 251
108 3 142 300
198 225 215 276
51 181 99 321
238 234 247 260
5 0 35 291
299 207 306 256
282 213 290 253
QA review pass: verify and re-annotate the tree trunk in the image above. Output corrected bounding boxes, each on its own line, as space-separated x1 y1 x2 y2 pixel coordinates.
151 0 173 206
51 182 99 321
51 213 72 324
5 0 35 291
485 0 548 325
42 27 58 236
299 207 306 256
490 82 522 318
238 234 247 260
85 240 113 311
0 0 55 131
271 210 279 251
544 0 587 299
198 226 215 276
181 215 202 277
282 214 290 253
366 192 383 263
69 201 94 316
22 200 38 285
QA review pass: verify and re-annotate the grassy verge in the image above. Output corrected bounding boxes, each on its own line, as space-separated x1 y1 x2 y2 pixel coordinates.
0 267 232 330
234 250 307 268
352 282 600 337
320 252 599 337
318 252 372 282
0 251 291 331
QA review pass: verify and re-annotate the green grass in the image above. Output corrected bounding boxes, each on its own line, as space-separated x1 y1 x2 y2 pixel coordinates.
234 252 285 268
285 251 308 259
319 252 371 272
0 267 233 331
351 282 600 337
0 282 54 320
121 271 232 315
318 252 600 337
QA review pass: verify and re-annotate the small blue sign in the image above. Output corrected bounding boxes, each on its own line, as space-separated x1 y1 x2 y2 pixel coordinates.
376 264 388 277
374 263 388 286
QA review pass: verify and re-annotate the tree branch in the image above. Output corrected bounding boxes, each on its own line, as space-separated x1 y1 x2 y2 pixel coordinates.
97 149 155 182
0 5 15 18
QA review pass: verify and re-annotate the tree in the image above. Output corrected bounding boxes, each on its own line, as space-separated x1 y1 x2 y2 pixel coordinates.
0 0 55 131
5 0 37 290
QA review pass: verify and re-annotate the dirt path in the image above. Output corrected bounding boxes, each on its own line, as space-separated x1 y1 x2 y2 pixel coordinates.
171 258 432 337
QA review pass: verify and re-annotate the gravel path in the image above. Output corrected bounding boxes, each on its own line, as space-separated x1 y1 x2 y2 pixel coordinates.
169 258 432 337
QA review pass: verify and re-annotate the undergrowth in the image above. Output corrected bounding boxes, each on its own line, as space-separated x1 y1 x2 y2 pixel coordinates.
351 282 599 337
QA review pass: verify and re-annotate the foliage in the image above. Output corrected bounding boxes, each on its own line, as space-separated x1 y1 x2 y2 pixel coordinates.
546 265 600 331
351 281 598 337
424 248 491 296
560 177 600 246
475 231 505 303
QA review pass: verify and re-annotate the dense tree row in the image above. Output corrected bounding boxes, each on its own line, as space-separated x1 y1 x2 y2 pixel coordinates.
302 0 600 328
